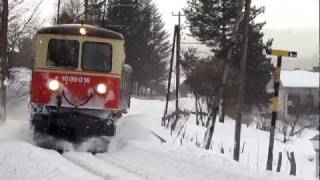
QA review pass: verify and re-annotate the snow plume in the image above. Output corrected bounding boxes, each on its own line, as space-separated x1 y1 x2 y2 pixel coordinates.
6 67 31 121
108 114 158 153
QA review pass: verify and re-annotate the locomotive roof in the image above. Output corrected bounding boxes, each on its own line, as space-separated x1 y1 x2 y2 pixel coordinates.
37 24 124 40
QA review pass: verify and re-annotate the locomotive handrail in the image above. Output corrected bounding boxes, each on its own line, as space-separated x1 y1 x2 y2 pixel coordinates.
62 90 93 108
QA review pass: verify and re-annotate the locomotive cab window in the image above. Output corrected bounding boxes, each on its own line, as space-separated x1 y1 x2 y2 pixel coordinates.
82 42 112 72
46 39 79 69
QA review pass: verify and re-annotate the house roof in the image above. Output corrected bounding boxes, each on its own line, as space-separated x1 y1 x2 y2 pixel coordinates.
280 70 319 88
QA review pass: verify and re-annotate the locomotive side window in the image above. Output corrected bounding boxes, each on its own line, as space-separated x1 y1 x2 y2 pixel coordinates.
47 39 79 69
82 42 112 72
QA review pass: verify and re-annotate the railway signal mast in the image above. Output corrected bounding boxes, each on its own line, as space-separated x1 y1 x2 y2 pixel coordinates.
265 49 297 171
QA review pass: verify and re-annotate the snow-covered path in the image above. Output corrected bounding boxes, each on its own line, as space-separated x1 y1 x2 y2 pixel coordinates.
64 152 142 180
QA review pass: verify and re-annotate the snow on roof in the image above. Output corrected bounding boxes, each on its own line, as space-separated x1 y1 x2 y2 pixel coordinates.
280 70 319 88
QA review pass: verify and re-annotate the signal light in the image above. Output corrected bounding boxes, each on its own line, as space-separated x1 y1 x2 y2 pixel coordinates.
48 80 60 91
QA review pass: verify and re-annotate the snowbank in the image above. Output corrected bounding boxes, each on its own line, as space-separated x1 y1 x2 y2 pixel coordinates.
125 97 317 180
0 141 102 180
98 140 305 180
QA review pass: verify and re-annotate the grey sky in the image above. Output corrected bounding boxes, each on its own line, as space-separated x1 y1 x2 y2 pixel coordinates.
38 0 319 70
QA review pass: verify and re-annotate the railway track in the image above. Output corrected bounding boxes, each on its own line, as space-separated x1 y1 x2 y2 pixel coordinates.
63 152 143 180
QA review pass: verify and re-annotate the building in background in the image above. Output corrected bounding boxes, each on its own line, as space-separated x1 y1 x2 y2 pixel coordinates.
267 70 319 120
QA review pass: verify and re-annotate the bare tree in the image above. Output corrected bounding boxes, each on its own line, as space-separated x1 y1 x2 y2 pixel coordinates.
282 114 319 138
8 0 43 52
58 0 83 24
0 0 43 120
279 122 289 143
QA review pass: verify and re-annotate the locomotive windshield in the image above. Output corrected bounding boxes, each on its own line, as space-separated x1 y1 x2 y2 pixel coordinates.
82 42 112 72
46 39 79 69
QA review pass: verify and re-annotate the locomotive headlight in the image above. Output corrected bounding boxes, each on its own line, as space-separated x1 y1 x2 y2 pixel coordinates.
48 80 60 91
79 27 87 35
96 83 107 94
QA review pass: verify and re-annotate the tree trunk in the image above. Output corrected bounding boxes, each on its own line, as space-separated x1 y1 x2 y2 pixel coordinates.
283 133 287 143
233 0 251 162
220 147 224 154
195 95 199 126
241 141 246 153
197 98 205 126
219 97 225 123
289 115 299 136
287 151 296 176
56 0 61 24
282 126 287 143
276 152 282 172
204 105 218 150
0 0 8 122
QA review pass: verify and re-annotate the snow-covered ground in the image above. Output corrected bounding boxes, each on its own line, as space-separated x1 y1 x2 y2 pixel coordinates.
0 68 317 180
0 142 102 180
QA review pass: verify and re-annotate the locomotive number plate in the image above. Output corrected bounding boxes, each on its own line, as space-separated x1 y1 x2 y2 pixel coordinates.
61 76 91 84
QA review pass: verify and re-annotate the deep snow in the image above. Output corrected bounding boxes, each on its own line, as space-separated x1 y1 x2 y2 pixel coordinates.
0 97 316 180
0 68 318 180
0 142 102 180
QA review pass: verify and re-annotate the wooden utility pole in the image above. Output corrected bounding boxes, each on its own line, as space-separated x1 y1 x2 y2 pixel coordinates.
173 12 184 115
175 23 180 119
56 0 61 24
163 26 177 126
170 12 185 132
0 0 8 122
170 25 180 132
84 0 88 23
101 0 107 27
233 0 251 161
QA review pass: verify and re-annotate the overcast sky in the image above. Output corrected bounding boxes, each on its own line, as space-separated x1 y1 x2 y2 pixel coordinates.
38 0 319 70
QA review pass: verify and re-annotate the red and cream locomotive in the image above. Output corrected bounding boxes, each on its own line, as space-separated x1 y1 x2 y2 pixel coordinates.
30 24 131 142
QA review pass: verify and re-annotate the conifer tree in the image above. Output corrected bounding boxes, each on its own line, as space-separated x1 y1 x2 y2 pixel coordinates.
184 0 239 55
106 0 170 95
224 13 274 113
184 1 273 113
